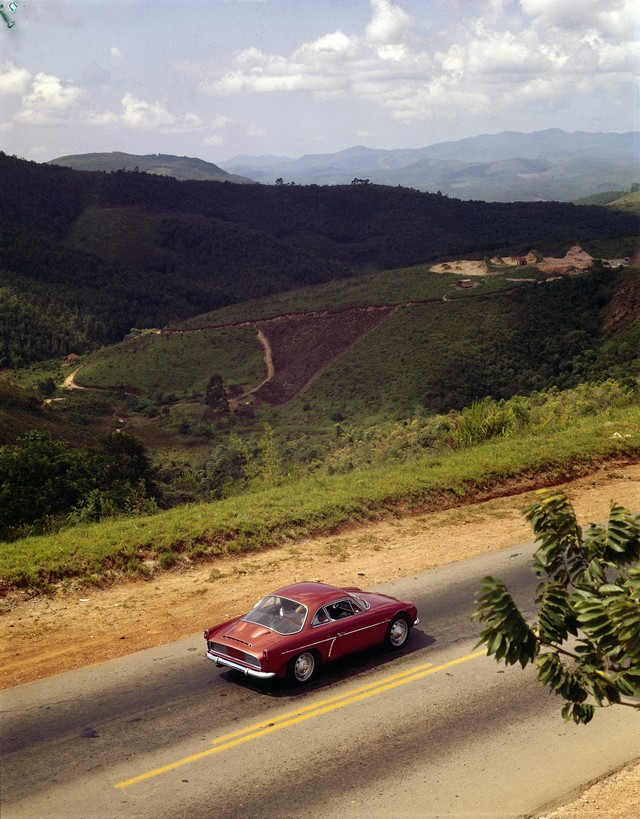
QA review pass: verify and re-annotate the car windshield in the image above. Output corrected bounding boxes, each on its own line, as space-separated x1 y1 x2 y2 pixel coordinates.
350 594 370 611
243 595 307 635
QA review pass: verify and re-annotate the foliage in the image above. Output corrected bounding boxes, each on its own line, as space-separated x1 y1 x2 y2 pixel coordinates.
0 430 158 539
1 400 638 590
204 375 229 417
440 397 530 449
474 490 640 724
316 380 637 475
284 268 636 423
0 431 89 538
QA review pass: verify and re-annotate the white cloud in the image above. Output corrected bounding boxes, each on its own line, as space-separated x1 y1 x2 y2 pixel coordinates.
15 73 84 125
212 114 235 128
247 124 267 138
391 77 491 122
520 0 638 40
519 0 599 30
118 93 202 133
205 1 430 102
86 110 120 126
5 0 637 158
365 0 410 44
0 62 30 96
120 92 176 129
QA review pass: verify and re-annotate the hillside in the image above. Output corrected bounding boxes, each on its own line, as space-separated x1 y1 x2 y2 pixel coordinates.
1 151 638 374
606 190 640 215
12 256 633 491
47 151 253 184
67 263 638 429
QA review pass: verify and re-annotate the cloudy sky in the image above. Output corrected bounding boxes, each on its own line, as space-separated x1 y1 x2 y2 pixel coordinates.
0 0 638 163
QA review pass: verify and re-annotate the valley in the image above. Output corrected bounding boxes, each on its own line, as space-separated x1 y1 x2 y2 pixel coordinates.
0 150 639 815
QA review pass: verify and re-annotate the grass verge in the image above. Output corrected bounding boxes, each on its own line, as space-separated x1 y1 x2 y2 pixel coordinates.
1 406 638 593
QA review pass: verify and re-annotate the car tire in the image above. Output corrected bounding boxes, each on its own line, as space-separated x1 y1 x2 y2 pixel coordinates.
287 651 318 685
385 613 411 649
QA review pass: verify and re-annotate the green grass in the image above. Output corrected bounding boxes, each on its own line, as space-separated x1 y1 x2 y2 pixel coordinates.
2 403 638 591
606 191 640 215
77 326 264 397
173 264 520 329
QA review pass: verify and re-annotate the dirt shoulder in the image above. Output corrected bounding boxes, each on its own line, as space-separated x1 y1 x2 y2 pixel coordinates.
1 462 638 815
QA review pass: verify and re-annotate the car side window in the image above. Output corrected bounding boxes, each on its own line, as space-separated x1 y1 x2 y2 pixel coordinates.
328 600 356 620
312 607 331 626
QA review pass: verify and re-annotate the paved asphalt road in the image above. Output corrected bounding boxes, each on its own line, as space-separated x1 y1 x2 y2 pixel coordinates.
2 541 639 818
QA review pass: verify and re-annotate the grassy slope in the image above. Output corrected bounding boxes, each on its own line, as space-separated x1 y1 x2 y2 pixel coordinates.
606 190 640 215
63 266 524 408
1 403 638 590
9 263 636 454
292 297 515 421
78 326 264 397
67 266 632 434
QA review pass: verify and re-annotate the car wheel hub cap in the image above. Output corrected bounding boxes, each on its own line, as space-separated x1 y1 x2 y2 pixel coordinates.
390 620 408 645
295 654 313 680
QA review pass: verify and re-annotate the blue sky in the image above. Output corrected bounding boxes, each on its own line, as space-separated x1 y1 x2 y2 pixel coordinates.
0 0 638 163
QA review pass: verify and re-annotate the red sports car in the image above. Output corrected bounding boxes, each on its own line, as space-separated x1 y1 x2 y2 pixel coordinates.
203 581 419 684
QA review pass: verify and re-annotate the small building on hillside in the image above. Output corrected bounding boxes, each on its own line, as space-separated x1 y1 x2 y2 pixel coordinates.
63 353 81 366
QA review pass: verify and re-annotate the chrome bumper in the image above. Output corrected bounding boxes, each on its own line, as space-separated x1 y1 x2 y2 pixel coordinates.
206 651 276 679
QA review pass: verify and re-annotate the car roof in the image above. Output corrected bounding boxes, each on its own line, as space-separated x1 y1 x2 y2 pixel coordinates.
270 582 355 608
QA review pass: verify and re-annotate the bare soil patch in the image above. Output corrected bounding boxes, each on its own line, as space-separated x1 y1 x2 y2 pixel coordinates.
254 305 394 404
538 245 594 274
430 259 489 275
537 759 640 819
430 245 602 278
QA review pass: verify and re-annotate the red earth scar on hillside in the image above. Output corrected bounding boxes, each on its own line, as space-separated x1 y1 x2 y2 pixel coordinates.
251 305 396 405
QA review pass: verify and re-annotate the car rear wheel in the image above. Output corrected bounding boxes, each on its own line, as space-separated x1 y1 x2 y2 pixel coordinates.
287 651 318 685
385 613 411 649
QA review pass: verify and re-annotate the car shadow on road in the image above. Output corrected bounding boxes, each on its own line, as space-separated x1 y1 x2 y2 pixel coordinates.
220 628 437 698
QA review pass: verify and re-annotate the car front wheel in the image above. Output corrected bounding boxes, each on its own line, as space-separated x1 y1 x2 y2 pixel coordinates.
287 651 318 685
385 614 411 649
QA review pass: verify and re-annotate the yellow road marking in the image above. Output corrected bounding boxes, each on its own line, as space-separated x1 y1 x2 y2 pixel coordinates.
115 649 485 789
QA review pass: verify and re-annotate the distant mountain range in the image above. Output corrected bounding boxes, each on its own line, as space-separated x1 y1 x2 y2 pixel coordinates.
221 129 640 202
47 151 253 184
47 130 639 202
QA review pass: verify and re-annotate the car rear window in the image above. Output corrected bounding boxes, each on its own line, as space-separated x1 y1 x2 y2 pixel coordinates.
243 595 307 634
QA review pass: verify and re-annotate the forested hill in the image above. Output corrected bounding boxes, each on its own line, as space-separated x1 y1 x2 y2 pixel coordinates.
0 151 638 368
47 151 253 184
